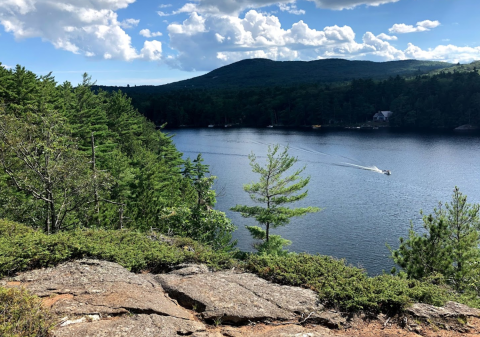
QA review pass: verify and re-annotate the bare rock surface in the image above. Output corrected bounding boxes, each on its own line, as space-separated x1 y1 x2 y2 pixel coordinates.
4 260 480 336
155 268 345 326
52 314 207 337
406 301 480 319
7 259 193 320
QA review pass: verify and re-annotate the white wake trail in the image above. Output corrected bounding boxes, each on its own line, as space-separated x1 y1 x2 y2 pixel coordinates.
337 162 384 174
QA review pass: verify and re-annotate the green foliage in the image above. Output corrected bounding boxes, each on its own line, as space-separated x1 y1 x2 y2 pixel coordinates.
0 64 235 248
245 253 459 314
390 187 480 293
0 219 236 277
0 108 104 233
244 226 291 256
232 144 320 255
103 65 480 129
96 59 453 92
0 286 55 337
3 219 480 315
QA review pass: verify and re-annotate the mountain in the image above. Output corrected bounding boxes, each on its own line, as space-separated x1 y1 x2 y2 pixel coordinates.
95 58 454 93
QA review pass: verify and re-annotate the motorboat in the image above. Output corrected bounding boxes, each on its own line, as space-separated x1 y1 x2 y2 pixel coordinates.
382 170 392 175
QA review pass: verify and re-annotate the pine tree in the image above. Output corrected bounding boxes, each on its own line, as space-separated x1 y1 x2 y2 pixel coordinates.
390 187 480 291
231 144 320 255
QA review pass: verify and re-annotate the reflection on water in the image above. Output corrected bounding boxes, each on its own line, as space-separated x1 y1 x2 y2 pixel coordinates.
171 128 480 275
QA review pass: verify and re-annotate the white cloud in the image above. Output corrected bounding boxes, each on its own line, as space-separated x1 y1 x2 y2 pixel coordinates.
120 18 140 29
278 3 305 15
309 0 400 10
159 4 173 8
158 3 198 16
140 40 163 60
389 20 440 34
376 33 397 41
139 29 163 37
0 0 160 61
1 64 12 69
176 0 399 15
405 43 480 64
165 10 480 71
166 10 408 71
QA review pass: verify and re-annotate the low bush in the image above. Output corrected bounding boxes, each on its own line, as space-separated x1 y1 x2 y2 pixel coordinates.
245 253 464 314
0 219 236 277
0 286 54 337
2 219 478 318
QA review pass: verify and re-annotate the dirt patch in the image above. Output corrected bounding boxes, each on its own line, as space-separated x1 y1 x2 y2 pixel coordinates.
42 294 74 308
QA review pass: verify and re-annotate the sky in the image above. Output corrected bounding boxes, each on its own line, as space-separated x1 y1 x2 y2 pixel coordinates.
1 0 479 86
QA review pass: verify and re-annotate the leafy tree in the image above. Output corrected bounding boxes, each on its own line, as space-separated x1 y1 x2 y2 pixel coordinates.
231 144 320 255
390 187 480 291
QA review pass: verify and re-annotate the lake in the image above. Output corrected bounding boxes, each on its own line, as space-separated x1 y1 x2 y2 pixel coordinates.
171 128 480 275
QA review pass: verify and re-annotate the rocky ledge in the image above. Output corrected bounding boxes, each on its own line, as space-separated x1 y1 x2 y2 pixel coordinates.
1 259 480 337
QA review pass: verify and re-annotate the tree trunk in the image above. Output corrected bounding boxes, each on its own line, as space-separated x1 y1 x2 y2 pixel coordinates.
91 132 100 224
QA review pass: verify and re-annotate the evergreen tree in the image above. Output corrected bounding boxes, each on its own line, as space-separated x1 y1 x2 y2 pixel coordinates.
231 144 320 255
0 107 106 233
390 187 480 291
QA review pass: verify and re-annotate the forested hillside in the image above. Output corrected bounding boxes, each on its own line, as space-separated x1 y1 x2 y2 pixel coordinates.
96 58 453 94
122 69 480 129
0 64 234 248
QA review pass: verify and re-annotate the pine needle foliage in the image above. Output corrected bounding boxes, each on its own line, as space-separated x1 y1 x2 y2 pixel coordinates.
231 144 320 255
390 187 480 293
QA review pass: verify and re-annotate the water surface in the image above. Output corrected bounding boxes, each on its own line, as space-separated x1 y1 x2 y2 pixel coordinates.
171 128 480 275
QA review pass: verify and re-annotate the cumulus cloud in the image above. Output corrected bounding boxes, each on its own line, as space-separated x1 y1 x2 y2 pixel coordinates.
0 0 161 61
389 20 440 34
376 33 397 40
166 10 409 71
165 10 480 71
405 43 480 64
139 29 163 37
140 40 163 60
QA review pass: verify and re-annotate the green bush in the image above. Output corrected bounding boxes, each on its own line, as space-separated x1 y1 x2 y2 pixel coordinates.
0 286 54 337
245 253 461 314
0 219 236 277
2 219 478 317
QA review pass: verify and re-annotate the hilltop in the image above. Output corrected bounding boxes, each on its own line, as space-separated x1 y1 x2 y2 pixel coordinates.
95 58 454 93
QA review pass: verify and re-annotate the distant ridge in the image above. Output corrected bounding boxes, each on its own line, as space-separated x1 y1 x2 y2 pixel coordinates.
95 58 455 93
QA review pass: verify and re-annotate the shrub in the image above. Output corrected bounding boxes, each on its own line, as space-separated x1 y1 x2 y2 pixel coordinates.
0 286 55 337
246 253 459 314
0 219 236 277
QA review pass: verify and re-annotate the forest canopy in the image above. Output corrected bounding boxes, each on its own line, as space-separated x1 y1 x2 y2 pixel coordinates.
0 64 235 249
107 68 480 129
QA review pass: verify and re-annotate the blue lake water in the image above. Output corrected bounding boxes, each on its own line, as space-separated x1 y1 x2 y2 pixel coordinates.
171 128 480 275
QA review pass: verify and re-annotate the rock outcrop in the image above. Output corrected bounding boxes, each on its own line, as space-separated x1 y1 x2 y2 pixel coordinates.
2 259 480 337
406 301 480 319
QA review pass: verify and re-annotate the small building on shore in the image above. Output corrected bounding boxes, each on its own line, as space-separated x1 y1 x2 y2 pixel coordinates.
373 111 393 122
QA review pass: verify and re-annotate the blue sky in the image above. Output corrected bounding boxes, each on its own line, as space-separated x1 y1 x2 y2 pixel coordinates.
1 0 479 86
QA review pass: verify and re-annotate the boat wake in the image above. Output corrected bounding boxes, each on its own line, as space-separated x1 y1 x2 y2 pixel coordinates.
336 162 384 174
